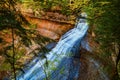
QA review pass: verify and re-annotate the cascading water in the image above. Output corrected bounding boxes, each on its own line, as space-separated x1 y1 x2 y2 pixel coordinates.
16 13 90 80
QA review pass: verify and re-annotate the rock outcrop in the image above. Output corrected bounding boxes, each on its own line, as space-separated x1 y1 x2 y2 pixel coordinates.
22 12 74 40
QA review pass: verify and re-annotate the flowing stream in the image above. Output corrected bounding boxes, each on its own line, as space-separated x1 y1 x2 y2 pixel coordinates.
17 15 90 80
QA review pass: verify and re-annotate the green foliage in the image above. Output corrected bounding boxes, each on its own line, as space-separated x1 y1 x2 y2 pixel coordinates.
83 0 120 45
0 0 53 79
0 63 11 71
19 0 90 16
0 0 31 47
83 0 120 79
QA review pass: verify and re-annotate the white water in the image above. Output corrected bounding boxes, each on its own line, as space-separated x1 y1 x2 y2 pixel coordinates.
17 17 90 80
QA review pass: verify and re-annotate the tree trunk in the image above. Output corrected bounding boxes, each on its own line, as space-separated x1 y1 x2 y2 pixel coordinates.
12 28 16 80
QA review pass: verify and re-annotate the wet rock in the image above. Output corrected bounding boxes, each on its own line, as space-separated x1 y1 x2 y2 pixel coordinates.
0 71 10 80
78 51 110 80
45 42 57 50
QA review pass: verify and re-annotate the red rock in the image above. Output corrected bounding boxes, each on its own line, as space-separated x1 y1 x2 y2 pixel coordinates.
23 14 74 40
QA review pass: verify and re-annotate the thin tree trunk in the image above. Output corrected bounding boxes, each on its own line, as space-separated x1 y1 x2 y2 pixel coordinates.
12 28 16 80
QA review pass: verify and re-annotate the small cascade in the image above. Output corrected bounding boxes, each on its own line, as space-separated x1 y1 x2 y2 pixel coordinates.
17 13 90 80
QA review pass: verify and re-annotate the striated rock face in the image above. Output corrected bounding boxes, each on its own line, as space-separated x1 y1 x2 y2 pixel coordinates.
78 52 111 80
36 20 73 40
23 13 74 40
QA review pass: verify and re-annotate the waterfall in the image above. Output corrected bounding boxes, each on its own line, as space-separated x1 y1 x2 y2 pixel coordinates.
17 13 90 80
